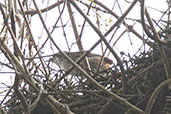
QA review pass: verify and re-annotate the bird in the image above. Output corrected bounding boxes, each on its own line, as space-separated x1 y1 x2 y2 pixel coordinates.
51 51 113 77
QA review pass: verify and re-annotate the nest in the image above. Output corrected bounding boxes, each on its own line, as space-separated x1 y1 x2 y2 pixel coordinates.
3 46 171 114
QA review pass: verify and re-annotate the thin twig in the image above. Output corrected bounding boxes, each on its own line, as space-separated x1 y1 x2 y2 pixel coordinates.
145 79 171 113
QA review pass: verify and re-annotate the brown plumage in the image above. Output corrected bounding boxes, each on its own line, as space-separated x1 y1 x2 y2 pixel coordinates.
51 51 113 76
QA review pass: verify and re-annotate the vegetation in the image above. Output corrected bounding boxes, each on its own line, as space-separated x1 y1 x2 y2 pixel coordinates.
0 0 170 114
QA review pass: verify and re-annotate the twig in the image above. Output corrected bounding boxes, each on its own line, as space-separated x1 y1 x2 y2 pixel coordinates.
67 1 83 51
13 74 30 114
20 0 64 15
0 106 7 114
68 0 128 93
140 0 171 89
145 79 171 113
94 0 154 48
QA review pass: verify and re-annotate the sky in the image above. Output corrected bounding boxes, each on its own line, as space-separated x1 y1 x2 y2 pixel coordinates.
30 0 168 55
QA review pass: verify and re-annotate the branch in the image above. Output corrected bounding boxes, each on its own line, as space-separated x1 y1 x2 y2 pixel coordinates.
140 0 171 89
94 0 154 48
19 0 64 15
145 79 171 113
68 0 128 93
67 1 84 51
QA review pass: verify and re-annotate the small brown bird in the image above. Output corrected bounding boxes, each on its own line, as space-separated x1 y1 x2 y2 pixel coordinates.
51 51 113 76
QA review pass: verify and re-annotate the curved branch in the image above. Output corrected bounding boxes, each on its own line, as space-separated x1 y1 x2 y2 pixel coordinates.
20 0 64 15
145 79 171 113
140 0 154 40
68 0 129 94
94 0 154 48
13 75 30 114
0 106 7 114
141 0 171 89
